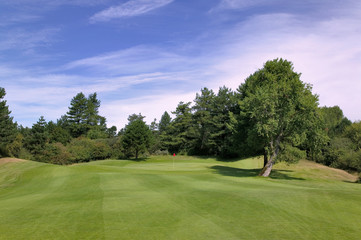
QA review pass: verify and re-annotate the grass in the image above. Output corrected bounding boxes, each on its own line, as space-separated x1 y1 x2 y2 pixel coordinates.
0 156 360 239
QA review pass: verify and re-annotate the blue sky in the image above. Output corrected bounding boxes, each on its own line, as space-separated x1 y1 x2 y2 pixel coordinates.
1 0 361 129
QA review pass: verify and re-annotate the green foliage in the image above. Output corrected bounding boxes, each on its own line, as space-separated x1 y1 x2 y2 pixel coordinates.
122 115 152 159
210 87 239 157
278 143 307 164
320 122 361 172
24 116 48 156
319 106 351 138
46 121 71 144
67 137 111 163
158 111 171 133
40 142 72 165
6 133 24 158
92 139 112 160
163 102 195 154
66 92 88 137
189 87 239 157
0 87 17 157
104 137 124 159
106 125 117 138
238 58 323 176
345 121 361 150
87 127 108 139
66 92 107 138
192 87 216 155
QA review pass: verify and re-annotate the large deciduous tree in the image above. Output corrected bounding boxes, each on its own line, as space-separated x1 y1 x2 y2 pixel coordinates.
239 58 322 177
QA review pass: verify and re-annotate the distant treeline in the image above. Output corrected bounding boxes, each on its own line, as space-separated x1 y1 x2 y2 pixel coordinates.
0 59 360 176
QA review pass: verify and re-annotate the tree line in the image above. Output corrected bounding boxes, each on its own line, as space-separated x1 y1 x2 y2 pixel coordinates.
1 59 360 177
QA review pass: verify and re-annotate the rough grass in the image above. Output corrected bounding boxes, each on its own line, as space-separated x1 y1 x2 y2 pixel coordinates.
0 156 360 240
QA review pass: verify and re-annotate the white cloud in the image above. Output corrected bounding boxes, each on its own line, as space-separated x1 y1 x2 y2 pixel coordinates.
101 92 196 129
219 0 269 10
3 0 361 128
65 45 191 75
210 0 278 12
207 12 361 121
1 0 109 8
2 70 200 127
0 27 60 52
0 14 41 27
90 0 174 23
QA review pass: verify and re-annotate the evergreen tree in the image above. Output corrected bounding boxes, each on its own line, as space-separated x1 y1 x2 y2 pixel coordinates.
106 126 118 138
164 102 195 154
159 111 171 134
0 87 17 157
25 116 48 157
66 92 107 138
158 111 172 151
211 87 239 157
67 92 88 137
122 114 152 159
192 88 216 155
47 121 71 145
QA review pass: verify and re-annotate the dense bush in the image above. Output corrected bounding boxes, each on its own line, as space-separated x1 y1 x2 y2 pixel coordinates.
278 144 307 164
67 137 112 163
40 143 72 165
320 137 361 172
92 140 112 160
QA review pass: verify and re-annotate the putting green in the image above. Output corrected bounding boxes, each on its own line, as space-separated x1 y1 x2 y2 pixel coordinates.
0 156 360 239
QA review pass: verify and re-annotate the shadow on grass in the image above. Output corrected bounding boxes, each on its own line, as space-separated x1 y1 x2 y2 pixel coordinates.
343 178 361 184
215 156 254 162
120 157 148 162
192 155 255 162
210 165 305 180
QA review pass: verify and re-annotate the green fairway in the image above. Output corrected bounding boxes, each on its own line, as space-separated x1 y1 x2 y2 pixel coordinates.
0 156 360 240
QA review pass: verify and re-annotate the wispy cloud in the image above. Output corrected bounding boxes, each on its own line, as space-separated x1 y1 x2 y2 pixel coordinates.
0 27 60 52
0 14 41 27
2 0 361 128
90 0 174 23
210 0 274 12
206 11 361 121
65 45 194 76
1 0 109 8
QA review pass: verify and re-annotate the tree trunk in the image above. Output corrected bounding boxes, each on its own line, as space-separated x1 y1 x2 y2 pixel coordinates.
135 149 139 159
259 135 282 177
259 157 275 177
263 149 268 168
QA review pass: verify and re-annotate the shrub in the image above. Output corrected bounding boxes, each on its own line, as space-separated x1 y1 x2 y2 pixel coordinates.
92 140 112 160
67 137 112 163
278 144 306 164
40 143 72 165
67 137 94 162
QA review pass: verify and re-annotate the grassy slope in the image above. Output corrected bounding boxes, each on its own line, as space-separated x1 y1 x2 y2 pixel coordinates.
0 156 360 240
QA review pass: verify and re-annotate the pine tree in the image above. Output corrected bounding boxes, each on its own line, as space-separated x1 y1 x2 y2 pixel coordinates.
122 114 152 159
192 88 216 155
67 92 88 137
159 111 171 133
0 87 17 157
66 92 107 138
164 102 195 154
25 116 48 156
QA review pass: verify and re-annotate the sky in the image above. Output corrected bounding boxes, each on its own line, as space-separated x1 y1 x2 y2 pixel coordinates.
1 0 360 129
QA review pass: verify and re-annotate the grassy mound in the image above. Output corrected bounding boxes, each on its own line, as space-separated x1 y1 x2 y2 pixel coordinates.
0 156 360 239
